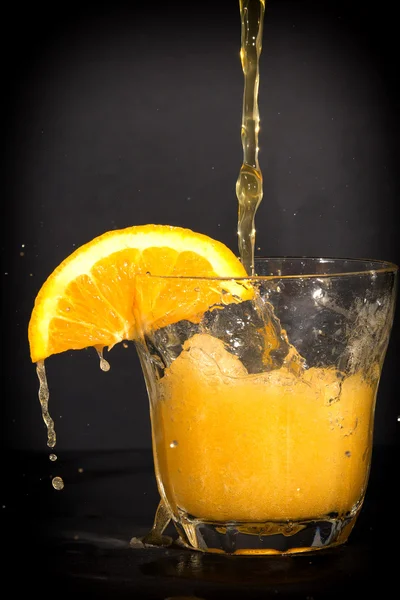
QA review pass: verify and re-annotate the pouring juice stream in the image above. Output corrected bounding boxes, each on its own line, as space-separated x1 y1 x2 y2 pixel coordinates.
236 0 265 275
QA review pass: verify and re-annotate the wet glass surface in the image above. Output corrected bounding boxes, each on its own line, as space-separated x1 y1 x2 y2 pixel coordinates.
2 445 399 598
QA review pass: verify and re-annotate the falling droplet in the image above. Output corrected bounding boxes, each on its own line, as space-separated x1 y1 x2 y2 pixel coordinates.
96 347 110 372
49 453 57 462
52 476 64 491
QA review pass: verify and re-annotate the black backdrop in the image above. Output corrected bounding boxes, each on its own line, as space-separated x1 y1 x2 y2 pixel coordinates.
2 0 399 455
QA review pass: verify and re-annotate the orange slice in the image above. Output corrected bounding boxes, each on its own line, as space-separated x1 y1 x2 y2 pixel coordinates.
28 224 252 363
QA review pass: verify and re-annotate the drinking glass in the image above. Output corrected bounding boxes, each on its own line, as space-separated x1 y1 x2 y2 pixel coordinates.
135 257 398 554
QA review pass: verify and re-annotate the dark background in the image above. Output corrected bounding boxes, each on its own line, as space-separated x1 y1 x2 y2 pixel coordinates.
2 0 399 456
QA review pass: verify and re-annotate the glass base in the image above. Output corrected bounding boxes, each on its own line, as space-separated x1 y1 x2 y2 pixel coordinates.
173 509 358 555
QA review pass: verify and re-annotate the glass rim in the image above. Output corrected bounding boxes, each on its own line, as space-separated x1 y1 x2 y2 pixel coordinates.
138 256 399 281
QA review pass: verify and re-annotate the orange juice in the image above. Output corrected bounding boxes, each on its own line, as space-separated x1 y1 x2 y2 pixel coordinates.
151 334 376 523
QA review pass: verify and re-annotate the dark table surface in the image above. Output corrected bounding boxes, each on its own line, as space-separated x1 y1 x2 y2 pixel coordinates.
2 444 398 598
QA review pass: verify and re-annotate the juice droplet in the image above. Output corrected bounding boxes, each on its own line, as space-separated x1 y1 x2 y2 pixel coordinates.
49 453 57 462
96 347 111 372
169 440 178 448
52 476 64 491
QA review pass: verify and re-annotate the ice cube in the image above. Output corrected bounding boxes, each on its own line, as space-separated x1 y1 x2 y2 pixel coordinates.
201 298 291 373
144 320 201 370
144 294 295 377
181 333 248 379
